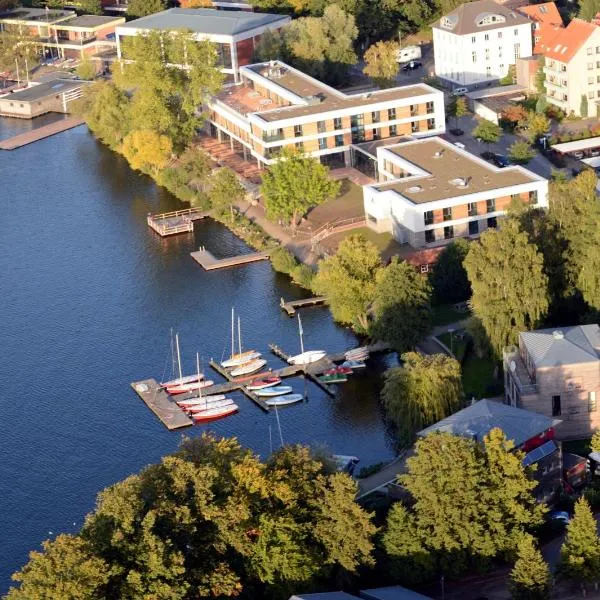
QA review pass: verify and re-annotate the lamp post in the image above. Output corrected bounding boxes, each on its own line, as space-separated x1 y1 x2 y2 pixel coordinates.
448 327 455 355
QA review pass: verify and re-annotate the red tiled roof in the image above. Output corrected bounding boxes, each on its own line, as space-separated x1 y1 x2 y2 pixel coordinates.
544 18 598 62
517 2 564 54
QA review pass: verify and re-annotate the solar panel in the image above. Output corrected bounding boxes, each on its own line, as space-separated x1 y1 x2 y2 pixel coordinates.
522 440 557 466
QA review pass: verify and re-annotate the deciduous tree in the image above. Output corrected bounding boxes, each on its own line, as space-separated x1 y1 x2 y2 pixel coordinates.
464 219 549 357
261 148 340 227
560 497 600 583
382 353 463 443
448 96 468 128
429 238 471 304
127 0 167 17
520 112 550 144
122 129 173 175
579 0 600 21
75 56 96 80
79 0 102 15
313 234 381 332
591 429 600 453
508 141 535 164
371 258 432 352
363 40 400 86
210 167 246 212
509 534 552 600
472 119 502 146
0 24 42 80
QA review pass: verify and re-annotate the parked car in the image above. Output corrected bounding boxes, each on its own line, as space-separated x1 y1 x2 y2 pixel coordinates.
449 128 464 136
549 510 571 525
480 151 510 168
451 87 468 96
401 61 422 72
454 142 466 149
573 151 584 159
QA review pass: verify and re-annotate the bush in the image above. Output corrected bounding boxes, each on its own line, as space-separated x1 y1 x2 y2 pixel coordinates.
508 141 535 164
291 263 315 290
270 246 298 274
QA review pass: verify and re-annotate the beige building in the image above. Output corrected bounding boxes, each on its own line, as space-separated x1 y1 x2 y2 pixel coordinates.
504 325 600 439
544 18 600 117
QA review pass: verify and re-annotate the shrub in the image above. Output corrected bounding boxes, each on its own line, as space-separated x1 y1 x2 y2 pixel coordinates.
270 246 298 274
291 264 315 290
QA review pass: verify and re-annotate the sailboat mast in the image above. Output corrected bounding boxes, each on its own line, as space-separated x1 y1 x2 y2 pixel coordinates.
230 307 235 359
298 313 305 355
175 333 183 381
170 328 176 381
238 317 242 355
196 352 203 402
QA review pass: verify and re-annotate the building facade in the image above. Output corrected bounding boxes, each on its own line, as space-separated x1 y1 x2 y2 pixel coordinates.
361 136 547 248
115 8 290 82
433 0 533 89
543 19 600 117
207 61 445 168
504 325 600 439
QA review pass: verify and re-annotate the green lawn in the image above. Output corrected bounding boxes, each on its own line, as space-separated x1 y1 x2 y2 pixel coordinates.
432 304 471 327
437 332 468 362
344 227 394 252
462 353 499 400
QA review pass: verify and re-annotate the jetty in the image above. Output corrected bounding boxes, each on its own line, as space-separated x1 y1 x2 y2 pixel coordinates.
280 296 328 316
191 246 269 270
130 379 193 430
147 208 209 236
0 116 84 150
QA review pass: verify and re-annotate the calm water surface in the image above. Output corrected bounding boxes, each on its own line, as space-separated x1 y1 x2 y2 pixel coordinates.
0 118 397 592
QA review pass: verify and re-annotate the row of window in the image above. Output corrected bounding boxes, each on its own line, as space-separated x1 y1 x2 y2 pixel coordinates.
587 61 600 70
424 217 497 243
470 28 521 44
552 392 597 417
471 44 520 63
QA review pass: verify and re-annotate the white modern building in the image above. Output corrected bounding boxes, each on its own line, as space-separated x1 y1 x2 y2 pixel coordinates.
362 137 548 248
433 0 533 89
115 8 290 82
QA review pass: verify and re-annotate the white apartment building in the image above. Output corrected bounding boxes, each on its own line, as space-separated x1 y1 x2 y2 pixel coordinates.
544 19 600 117
362 137 548 248
433 0 533 89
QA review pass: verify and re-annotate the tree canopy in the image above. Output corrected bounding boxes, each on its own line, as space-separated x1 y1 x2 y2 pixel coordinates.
122 130 173 176
464 219 549 357
79 0 102 15
429 238 471 304
509 534 551 600
313 234 381 332
381 353 462 443
363 41 400 85
127 0 167 17
0 24 42 78
472 119 502 145
7 435 376 599
261 148 340 227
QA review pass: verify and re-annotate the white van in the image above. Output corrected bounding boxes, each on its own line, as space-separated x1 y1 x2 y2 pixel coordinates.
452 87 468 96
396 45 422 63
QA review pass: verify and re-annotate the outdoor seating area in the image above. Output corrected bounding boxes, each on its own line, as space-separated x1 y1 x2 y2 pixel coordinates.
196 135 263 184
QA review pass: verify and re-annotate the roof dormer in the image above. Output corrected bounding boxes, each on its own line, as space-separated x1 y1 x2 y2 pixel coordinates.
476 12 506 26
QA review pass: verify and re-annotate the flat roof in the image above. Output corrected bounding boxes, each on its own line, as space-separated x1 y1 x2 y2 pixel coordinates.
476 93 526 115
374 137 538 204
0 7 74 23
1 79 87 102
220 62 436 123
551 136 600 153
119 8 288 37
57 15 124 29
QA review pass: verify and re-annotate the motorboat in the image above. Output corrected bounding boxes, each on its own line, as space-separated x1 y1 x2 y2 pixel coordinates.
230 358 267 377
287 350 326 365
247 376 281 390
255 385 293 397
264 394 303 406
192 403 239 422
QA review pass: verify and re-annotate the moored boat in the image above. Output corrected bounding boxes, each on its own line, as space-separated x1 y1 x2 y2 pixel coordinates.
167 379 214 395
264 394 303 407
255 385 293 397
325 366 352 376
177 394 226 408
340 360 366 370
247 376 281 390
345 347 369 361
230 358 267 377
221 308 261 367
319 373 348 384
287 350 326 365
192 403 239 422
161 332 203 387
186 398 236 413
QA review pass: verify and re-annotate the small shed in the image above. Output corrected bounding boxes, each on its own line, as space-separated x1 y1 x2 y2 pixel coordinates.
466 85 527 124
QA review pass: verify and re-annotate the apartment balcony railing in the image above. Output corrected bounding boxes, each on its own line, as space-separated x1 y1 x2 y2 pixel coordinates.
545 78 566 90
41 35 97 46
262 133 284 143
503 346 539 395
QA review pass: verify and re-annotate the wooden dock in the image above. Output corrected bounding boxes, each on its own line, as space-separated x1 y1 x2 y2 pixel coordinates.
208 360 270 411
0 116 84 150
280 296 328 316
147 208 209 236
130 379 193 430
191 247 269 271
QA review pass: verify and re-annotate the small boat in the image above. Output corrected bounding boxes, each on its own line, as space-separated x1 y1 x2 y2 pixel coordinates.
162 373 203 387
265 394 303 406
230 358 267 377
255 385 293 397
345 347 369 361
319 373 348 384
341 360 366 370
221 308 261 367
161 332 204 387
247 376 281 390
288 350 326 365
325 366 352 376
186 399 236 413
177 394 226 408
167 379 214 395
192 403 239 422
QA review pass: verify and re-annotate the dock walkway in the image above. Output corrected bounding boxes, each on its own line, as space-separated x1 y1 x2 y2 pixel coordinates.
130 379 193 430
280 296 327 316
147 208 209 236
0 116 84 150
191 247 269 270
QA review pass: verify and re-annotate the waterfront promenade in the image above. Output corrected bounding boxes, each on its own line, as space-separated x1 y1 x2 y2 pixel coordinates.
0 117 84 150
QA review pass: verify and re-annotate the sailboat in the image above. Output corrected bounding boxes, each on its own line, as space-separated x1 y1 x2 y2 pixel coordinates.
177 394 226 408
287 314 326 365
221 309 261 368
161 332 204 387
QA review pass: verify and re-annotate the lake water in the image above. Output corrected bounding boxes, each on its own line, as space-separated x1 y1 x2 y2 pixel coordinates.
0 118 397 592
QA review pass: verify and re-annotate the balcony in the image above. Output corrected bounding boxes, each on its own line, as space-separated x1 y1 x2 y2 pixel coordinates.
503 347 539 395
41 35 97 46
545 78 566 91
262 132 284 143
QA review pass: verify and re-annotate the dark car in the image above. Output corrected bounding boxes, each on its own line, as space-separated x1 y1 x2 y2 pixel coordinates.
402 61 422 72
480 151 510 168
449 128 464 136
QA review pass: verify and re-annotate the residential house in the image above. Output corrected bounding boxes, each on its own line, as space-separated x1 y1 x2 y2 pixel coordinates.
432 0 533 89
504 325 600 439
516 1 563 55
419 399 562 503
115 8 290 82
0 8 124 62
360 136 547 248
207 60 445 168
543 18 600 117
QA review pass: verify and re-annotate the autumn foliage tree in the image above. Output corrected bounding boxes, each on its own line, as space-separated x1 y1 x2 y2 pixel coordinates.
363 40 400 86
122 130 173 175
509 534 552 600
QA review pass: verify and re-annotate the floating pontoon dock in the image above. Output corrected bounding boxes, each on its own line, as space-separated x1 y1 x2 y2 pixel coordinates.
0 116 84 150
147 208 209 236
280 296 328 316
191 247 270 270
130 379 193 430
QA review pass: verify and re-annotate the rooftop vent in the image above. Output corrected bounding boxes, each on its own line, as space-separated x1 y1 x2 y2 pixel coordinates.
306 94 323 105
552 330 564 340
267 63 285 79
433 149 445 158
407 185 423 193
449 177 470 188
